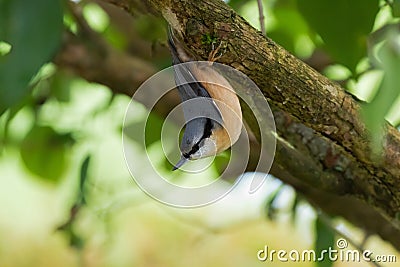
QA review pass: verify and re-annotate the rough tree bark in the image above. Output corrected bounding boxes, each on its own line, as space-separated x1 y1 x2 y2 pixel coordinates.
55 0 400 250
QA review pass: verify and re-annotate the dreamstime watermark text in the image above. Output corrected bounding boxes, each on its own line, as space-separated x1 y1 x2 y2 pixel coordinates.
257 238 397 263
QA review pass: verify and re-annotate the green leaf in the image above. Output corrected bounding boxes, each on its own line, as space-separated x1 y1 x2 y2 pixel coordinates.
49 70 72 102
361 35 400 153
79 156 90 191
297 0 379 72
0 0 64 115
314 216 334 267
268 0 314 57
20 125 74 183
290 194 300 224
392 0 400 18
78 155 91 205
265 184 284 220
83 3 109 33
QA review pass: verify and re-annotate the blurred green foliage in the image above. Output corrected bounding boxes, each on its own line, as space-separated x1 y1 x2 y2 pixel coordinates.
255 0 314 57
362 34 400 152
83 3 109 33
0 0 63 115
49 70 73 103
298 0 379 72
20 125 74 183
315 217 335 267
391 0 400 17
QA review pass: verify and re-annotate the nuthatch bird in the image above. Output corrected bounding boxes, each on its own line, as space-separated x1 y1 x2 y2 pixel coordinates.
168 27 243 170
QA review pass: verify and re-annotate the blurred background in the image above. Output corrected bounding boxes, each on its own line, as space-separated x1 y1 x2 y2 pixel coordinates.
1 0 400 266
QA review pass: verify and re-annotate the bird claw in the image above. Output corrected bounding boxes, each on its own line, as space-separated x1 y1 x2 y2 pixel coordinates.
208 41 226 62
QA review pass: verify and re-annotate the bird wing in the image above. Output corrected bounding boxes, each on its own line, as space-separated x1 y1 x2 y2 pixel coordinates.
174 65 223 124
167 26 222 124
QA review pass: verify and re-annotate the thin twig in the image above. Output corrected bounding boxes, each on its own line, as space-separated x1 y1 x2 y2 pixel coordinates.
256 0 266 36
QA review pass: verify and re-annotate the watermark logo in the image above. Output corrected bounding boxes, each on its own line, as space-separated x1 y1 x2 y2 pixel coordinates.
122 61 276 208
257 238 397 263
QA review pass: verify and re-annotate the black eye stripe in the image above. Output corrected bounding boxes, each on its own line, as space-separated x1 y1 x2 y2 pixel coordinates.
184 118 214 158
203 118 213 139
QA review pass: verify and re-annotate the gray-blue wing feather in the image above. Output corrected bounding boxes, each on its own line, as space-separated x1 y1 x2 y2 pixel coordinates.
167 26 222 123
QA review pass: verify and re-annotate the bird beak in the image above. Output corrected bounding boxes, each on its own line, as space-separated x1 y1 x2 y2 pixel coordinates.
172 155 189 171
